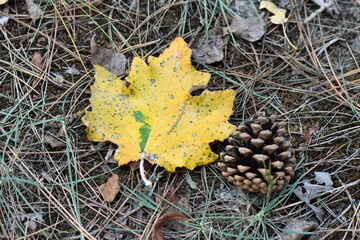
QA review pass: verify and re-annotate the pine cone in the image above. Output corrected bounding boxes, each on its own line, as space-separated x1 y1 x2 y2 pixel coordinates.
218 115 296 194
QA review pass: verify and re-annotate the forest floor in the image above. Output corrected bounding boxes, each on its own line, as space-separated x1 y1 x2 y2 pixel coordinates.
0 1 359 239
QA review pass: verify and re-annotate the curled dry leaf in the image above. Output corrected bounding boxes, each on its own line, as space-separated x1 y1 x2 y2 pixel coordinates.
191 27 229 64
25 0 44 21
282 219 317 240
99 174 120 202
91 37 126 76
260 1 288 24
151 212 191 240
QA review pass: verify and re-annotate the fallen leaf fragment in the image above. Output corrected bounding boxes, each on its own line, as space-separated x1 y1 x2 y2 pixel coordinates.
99 174 120 202
259 1 297 50
91 37 126 76
82 37 236 174
227 14 265 42
20 213 44 232
151 212 191 240
52 73 65 86
282 219 317 240
260 1 288 24
0 15 9 26
0 0 8 5
191 27 229 64
226 0 265 42
314 171 333 187
293 178 333 221
185 171 197 189
25 0 44 21
44 135 66 149
31 52 43 68
0 6 9 26
65 65 80 75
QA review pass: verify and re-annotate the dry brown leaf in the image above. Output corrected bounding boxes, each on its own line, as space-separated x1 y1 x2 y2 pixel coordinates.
99 174 120 202
44 135 66 149
151 212 191 240
31 52 43 68
191 27 229 64
282 219 317 240
91 37 126 76
226 0 265 42
0 0 8 5
25 0 44 21
228 14 265 42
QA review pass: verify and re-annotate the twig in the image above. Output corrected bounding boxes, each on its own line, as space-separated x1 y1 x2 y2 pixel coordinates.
304 0 335 23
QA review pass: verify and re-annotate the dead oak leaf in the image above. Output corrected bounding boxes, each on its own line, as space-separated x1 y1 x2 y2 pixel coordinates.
99 174 120 202
82 37 236 172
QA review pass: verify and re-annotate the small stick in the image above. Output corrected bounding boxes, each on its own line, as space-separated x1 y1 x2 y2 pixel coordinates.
304 0 335 23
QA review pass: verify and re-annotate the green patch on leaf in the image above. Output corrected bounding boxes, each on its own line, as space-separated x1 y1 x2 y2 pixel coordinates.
133 110 151 150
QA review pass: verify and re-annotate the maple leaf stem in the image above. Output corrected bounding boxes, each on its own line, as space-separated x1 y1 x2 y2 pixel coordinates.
140 152 152 188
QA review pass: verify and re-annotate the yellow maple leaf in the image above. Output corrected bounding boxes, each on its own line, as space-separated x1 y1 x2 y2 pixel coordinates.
82 37 236 175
